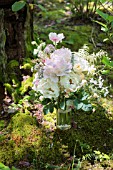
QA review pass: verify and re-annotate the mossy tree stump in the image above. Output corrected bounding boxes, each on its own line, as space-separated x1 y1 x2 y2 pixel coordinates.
0 1 33 112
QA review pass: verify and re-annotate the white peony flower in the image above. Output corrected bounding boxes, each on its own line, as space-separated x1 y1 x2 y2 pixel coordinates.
36 78 60 99
60 72 83 92
73 54 90 72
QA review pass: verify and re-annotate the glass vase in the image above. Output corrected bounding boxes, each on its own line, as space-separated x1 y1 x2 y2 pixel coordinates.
56 108 71 130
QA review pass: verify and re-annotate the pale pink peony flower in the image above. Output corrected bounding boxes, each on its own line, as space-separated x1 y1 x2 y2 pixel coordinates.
43 48 72 82
52 48 72 62
49 32 65 44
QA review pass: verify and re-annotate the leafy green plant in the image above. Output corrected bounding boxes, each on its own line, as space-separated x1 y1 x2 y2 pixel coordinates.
66 0 99 18
73 90 92 112
101 56 113 83
71 140 92 170
84 150 110 163
12 0 47 12
95 0 113 43
101 56 113 75
4 58 34 103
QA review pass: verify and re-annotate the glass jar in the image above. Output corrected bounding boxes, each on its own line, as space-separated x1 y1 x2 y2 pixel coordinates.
56 108 71 130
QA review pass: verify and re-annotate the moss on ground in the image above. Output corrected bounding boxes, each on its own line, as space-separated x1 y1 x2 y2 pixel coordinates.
0 97 113 169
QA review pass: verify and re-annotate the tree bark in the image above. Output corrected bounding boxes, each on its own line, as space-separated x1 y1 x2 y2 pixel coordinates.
0 1 33 112
0 9 7 112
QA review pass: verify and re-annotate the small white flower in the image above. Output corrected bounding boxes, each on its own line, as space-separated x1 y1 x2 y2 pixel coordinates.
49 32 65 44
88 65 96 74
37 42 46 51
31 41 37 45
90 78 97 85
39 96 44 101
93 93 99 98
33 49 38 55
81 79 87 86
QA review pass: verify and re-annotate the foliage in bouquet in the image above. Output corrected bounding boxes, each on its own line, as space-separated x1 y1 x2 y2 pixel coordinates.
32 32 109 114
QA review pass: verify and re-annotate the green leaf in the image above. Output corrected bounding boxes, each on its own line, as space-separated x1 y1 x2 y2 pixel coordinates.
0 163 10 170
82 104 92 112
101 70 110 74
37 4 47 12
43 105 50 115
49 103 54 113
74 99 83 110
103 38 109 42
4 83 13 94
21 63 32 70
81 94 89 101
7 60 19 68
111 21 113 28
101 26 108 32
12 1 26 12
93 20 107 28
73 98 79 107
100 0 107 3
43 103 54 114
96 9 109 21
110 61 113 67
77 102 83 110
102 56 111 67
41 98 51 105
0 163 5 168
108 15 113 23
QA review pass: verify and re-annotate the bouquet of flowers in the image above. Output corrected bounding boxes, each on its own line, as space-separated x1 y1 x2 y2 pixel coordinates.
32 32 109 129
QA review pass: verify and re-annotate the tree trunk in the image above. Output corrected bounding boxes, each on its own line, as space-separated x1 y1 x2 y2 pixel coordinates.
0 1 33 112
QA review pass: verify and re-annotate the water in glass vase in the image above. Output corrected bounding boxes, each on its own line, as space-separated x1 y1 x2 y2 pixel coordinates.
56 108 71 130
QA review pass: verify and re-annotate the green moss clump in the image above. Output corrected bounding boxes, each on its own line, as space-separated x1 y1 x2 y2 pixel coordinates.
0 113 39 167
0 112 70 169
0 140 15 166
41 9 65 21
